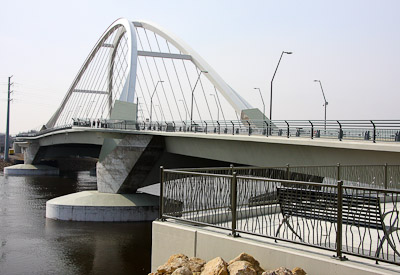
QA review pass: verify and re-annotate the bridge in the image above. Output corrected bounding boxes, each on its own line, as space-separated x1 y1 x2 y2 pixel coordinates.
6 18 400 224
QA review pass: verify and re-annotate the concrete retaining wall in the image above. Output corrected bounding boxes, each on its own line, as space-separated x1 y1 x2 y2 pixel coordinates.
152 221 400 275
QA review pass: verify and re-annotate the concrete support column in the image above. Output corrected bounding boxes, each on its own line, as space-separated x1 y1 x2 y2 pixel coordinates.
97 134 164 193
24 142 40 164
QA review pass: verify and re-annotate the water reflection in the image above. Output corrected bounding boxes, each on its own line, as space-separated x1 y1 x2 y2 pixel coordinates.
0 171 152 275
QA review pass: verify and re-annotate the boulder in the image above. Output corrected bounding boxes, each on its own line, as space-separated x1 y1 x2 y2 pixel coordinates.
228 260 257 275
172 266 193 275
201 257 228 275
262 267 293 275
228 253 264 274
291 267 306 275
157 254 190 274
189 257 206 272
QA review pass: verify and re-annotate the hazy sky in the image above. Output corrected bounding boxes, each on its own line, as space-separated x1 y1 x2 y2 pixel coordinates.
1 0 399 134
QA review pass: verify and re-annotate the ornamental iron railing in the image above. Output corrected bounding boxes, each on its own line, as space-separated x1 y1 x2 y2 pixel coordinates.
160 166 400 265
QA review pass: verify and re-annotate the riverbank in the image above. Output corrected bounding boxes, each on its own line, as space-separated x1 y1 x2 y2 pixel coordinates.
0 159 12 171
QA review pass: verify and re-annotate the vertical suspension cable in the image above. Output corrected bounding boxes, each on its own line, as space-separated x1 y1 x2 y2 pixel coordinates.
166 42 189 121
154 33 183 121
71 29 116 123
215 87 226 122
144 29 174 121
136 30 162 121
136 56 159 121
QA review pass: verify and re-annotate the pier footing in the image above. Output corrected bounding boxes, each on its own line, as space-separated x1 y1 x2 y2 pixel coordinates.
4 164 59 176
46 191 159 222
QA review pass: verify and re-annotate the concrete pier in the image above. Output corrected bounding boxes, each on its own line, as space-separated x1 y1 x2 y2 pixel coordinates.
4 164 59 176
46 191 159 222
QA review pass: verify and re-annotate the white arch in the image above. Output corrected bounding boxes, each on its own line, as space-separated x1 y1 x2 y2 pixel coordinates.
133 20 252 115
46 18 254 129
46 18 137 128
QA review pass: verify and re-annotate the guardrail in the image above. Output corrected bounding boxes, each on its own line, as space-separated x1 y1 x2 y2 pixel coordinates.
159 167 400 265
179 164 400 190
17 119 400 143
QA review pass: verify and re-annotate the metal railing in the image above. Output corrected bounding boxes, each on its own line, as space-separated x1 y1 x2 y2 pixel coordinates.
17 119 400 143
179 164 400 190
160 167 400 265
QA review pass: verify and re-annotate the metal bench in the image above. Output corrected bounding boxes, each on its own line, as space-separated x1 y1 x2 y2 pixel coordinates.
275 185 400 260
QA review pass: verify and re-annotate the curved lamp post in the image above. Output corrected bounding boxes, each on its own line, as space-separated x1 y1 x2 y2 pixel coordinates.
270 51 292 122
190 70 208 131
314 80 328 131
150 80 164 125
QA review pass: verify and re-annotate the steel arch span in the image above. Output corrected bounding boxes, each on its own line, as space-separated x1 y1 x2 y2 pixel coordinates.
46 18 254 129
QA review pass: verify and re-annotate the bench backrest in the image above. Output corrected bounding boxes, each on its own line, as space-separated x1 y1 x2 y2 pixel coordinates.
277 186 383 230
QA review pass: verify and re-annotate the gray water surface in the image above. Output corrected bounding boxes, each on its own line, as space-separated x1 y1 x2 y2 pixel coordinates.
0 171 152 275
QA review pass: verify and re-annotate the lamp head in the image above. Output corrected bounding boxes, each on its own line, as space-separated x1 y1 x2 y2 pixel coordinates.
284 51 293 54
314 80 320 82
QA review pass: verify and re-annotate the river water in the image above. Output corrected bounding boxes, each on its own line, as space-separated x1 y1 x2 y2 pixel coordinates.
0 171 153 275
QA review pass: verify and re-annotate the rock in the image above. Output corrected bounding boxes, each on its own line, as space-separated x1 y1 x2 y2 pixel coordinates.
262 267 293 275
172 266 193 275
189 257 206 272
157 254 190 274
228 253 264 274
201 257 228 275
291 267 306 275
228 260 257 275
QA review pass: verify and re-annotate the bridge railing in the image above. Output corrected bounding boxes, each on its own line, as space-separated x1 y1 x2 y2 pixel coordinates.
159 167 400 265
178 164 400 190
109 119 400 143
17 119 400 144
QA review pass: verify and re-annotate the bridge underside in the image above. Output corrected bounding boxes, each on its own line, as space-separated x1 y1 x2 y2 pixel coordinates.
20 130 400 193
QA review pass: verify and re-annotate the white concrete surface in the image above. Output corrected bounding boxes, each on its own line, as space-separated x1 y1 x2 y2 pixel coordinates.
4 164 59 176
151 220 400 275
46 191 159 222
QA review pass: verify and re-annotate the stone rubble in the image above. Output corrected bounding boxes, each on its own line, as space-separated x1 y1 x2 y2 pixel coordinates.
149 253 306 275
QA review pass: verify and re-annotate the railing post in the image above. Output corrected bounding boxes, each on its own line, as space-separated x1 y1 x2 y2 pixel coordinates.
231 121 234 135
337 121 343 141
336 180 344 260
286 164 290 180
217 121 220 134
204 121 207 134
247 121 251 136
337 163 341 181
285 120 290 138
370 120 376 143
231 171 238 237
264 121 269 137
384 163 388 190
309 120 314 139
159 166 165 221
230 164 235 175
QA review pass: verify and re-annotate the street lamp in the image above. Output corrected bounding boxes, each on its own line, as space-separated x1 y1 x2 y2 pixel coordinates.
254 88 265 122
270 51 292 122
314 80 328 131
190 70 208 131
150 80 164 125
210 94 219 121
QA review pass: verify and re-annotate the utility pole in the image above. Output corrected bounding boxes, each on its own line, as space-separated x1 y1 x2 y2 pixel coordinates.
4 75 13 162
